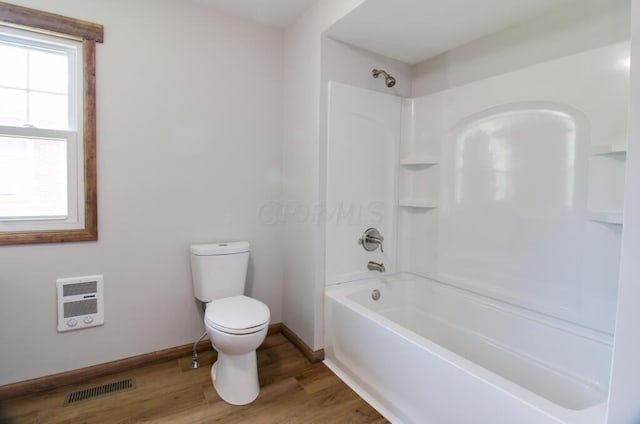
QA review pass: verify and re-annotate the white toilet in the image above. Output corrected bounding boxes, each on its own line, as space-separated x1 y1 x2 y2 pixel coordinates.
190 241 270 405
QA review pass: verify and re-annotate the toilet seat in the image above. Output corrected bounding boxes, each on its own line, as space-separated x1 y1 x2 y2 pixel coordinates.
208 320 268 335
205 295 270 335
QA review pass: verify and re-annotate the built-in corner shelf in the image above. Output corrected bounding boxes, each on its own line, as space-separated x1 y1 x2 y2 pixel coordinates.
399 155 440 166
591 144 627 155
587 144 626 226
588 211 623 225
399 199 439 209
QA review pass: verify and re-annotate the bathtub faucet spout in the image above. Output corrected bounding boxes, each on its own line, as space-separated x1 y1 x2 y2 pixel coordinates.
367 261 386 273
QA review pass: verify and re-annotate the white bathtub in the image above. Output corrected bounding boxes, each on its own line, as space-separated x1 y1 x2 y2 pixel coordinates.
324 273 613 424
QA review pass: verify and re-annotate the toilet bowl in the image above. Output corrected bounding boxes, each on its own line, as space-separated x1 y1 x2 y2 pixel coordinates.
204 295 270 405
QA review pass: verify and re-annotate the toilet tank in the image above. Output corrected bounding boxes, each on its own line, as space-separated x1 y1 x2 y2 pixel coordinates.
190 241 250 303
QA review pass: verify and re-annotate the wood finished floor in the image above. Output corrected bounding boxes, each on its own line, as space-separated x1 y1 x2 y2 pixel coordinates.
0 334 388 424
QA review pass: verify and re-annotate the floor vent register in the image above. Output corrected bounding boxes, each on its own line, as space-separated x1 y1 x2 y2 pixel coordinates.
65 377 135 405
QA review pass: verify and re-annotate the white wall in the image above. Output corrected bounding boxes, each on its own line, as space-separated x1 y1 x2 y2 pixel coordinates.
411 0 630 97
282 0 366 350
607 0 640 421
322 38 411 98
0 0 283 385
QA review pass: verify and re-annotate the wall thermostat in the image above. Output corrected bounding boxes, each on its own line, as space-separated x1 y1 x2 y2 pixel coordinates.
56 275 104 332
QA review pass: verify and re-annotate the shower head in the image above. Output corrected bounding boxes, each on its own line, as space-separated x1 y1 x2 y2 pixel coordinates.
372 69 396 88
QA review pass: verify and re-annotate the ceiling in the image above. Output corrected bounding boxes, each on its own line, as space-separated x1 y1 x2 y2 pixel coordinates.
197 0 571 64
196 0 316 28
326 0 569 64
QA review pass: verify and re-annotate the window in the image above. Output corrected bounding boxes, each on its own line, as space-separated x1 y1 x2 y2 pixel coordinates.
0 27 83 231
0 2 103 245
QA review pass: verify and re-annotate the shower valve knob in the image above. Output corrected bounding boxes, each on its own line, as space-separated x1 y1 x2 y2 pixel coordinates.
359 228 384 252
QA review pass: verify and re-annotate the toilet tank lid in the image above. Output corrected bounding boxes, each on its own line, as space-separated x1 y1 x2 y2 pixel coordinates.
190 241 249 256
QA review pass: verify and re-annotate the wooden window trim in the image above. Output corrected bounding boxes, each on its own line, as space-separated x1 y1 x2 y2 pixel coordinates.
0 2 103 42
0 2 103 245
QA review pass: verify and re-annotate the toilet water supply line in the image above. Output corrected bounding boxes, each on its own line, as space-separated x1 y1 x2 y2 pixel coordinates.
192 301 208 369
192 331 207 369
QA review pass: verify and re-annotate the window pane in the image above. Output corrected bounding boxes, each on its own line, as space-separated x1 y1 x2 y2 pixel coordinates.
29 49 69 94
0 136 68 218
0 87 27 126
0 43 28 89
29 92 68 129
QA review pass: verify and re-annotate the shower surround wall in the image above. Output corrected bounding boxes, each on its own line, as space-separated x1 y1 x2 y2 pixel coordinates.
398 42 629 334
325 82 400 285
324 41 629 336
324 38 629 336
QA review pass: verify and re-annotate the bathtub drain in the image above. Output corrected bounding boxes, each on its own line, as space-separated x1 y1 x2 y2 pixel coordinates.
371 289 381 301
